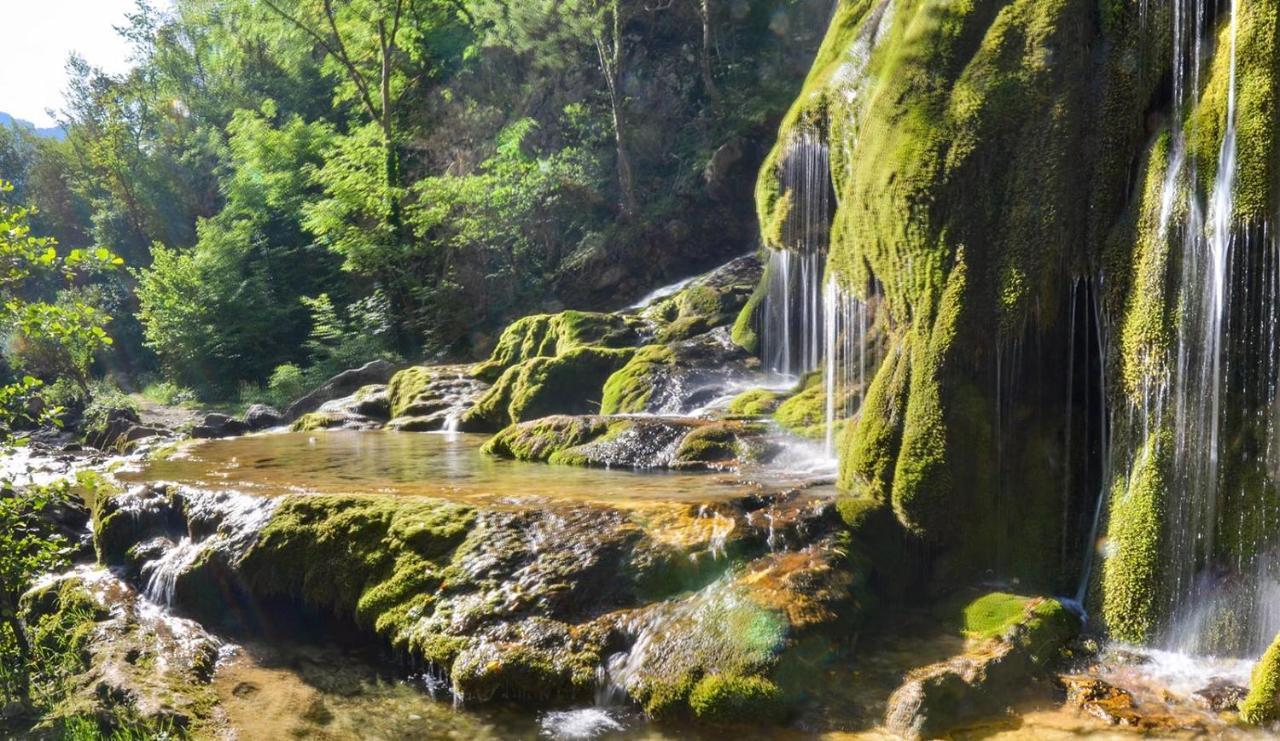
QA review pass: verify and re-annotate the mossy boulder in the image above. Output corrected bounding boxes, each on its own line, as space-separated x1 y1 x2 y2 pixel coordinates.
672 422 767 468
688 674 787 724
481 415 612 464
600 345 674 414
19 569 221 735
644 255 763 344
484 415 768 471
473 310 645 383
772 374 826 439
460 347 636 431
1240 631 1280 725
600 329 757 416
726 388 782 416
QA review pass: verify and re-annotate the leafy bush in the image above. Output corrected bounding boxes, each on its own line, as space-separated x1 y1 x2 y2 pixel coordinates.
266 364 308 407
139 381 196 407
79 384 138 444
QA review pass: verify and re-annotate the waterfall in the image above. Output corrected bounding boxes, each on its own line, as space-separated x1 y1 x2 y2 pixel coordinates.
759 129 880 456
823 277 876 458
1099 0 1280 657
762 127 830 378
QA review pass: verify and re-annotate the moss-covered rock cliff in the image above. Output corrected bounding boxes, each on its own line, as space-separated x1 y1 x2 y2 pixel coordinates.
748 0 1280 611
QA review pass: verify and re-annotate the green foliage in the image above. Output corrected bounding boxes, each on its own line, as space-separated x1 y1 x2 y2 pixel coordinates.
139 381 196 407
135 108 346 396
79 384 139 445
0 184 119 397
265 364 308 408
300 292 397 379
0 482 77 707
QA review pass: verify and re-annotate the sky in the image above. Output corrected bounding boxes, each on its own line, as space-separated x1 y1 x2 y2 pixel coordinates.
0 0 161 127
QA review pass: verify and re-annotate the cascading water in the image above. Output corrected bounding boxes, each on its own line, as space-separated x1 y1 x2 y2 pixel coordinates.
756 0 898 463
822 277 877 458
761 126 830 378
1098 0 1280 657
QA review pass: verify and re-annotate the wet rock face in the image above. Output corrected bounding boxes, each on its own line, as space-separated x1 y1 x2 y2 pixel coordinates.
601 329 758 416
93 482 857 720
1193 678 1248 714
19 567 222 734
384 366 488 431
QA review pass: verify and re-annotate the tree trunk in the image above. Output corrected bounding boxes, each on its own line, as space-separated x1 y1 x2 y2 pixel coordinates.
700 0 719 100
378 20 404 235
597 3 639 218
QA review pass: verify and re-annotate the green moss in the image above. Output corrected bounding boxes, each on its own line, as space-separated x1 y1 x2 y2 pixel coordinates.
451 642 585 703
726 388 782 416
238 495 475 652
730 278 766 354
290 411 339 432
1100 431 1169 644
639 674 698 719
673 422 763 466
1240 631 1280 724
839 338 909 497
688 675 786 724
953 592 1077 665
599 345 674 415
473 310 642 382
1188 1 1279 225
482 416 611 462
962 592 1037 640
462 347 636 430
772 373 826 439
386 367 434 419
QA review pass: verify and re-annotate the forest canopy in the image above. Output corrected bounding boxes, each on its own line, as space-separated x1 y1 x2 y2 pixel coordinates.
0 0 825 404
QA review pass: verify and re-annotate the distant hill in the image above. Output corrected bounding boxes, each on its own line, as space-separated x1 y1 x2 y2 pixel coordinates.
0 111 66 140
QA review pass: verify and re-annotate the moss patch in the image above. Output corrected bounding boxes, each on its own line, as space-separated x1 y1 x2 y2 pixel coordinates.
1240 631 1280 724
688 674 786 724
473 311 643 382
462 347 636 431
599 345 675 415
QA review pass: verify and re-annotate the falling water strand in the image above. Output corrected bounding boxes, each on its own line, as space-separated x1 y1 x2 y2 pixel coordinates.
822 277 878 458
762 127 830 377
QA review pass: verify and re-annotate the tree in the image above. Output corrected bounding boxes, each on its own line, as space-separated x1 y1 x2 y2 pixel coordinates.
255 0 423 231
472 0 643 217
0 182 118 396
0 183 116 708
697 0 718 100
135 107 343 394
